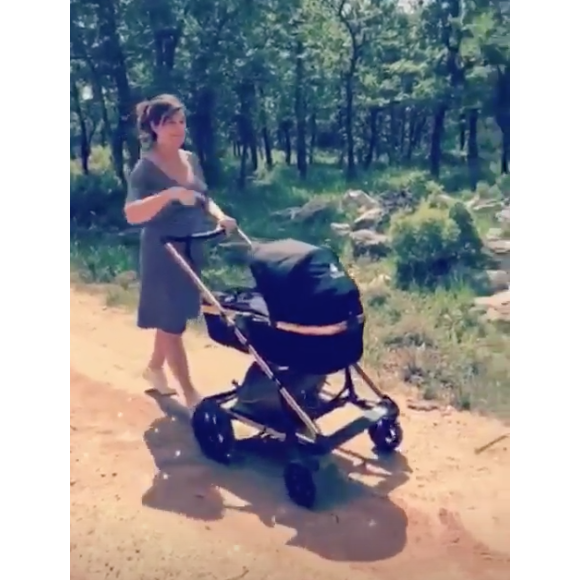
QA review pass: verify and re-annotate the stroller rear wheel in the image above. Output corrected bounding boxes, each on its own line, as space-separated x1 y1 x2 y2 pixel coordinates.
368 418 403 454
192 400 236 464
283 462 317 509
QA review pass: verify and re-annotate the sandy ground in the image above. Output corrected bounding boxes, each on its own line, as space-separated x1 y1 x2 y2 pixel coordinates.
70 288 509 580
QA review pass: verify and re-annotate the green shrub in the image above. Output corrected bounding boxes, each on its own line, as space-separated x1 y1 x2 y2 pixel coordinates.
70 145 115 176
448 202 484 268
70 145 127 231
390 201 484 288
384 168 431 197
70 170 125 231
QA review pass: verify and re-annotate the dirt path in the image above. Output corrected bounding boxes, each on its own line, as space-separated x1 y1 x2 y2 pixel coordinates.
70 287 509 580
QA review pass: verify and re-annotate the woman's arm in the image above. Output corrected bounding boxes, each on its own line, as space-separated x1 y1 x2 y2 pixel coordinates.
124 190 174 225
124 162 192 225
206 198 227 222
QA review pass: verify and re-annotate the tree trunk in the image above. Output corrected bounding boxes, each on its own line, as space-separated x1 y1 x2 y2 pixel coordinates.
71 80 91 175
429 104 447 178
294 39 307 179
93 0 139 181
467 108 479 190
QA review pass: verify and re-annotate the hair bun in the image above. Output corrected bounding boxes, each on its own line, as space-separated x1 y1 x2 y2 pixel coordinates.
136 100 150 120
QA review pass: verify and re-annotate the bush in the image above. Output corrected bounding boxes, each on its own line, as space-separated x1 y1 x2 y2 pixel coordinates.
70 145 116 176
390 201 484 288
70 146 128 231
70 170 126 231
448 202 484 267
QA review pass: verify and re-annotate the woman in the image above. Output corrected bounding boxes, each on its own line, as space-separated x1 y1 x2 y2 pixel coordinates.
124 93 237 411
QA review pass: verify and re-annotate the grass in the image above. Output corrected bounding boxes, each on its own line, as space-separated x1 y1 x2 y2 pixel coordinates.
70 151 510 420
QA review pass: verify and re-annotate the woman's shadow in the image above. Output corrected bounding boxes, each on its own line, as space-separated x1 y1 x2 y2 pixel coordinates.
142 394 412 563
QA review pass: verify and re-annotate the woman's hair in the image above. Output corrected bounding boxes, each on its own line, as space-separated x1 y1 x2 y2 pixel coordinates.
136 94 184 143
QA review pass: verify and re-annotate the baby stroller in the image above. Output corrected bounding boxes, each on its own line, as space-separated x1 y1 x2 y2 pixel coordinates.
164 226 403 509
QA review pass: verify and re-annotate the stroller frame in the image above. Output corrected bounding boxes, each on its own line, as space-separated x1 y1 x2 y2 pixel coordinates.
163 229 403 509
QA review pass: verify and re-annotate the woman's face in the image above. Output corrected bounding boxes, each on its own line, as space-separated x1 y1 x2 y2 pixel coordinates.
153 109 186 148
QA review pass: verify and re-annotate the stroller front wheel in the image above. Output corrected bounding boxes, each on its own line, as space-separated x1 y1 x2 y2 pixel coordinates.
368 419 403 454
191 400 236 464
283 462 317 509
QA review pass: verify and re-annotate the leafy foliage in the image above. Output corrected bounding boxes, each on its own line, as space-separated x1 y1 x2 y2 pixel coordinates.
70 0 510 188
390 201 485 288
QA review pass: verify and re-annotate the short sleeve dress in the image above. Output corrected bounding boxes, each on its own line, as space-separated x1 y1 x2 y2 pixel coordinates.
125 153 215 335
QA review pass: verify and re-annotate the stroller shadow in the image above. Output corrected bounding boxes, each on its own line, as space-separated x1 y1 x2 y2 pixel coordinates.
141 394 412 563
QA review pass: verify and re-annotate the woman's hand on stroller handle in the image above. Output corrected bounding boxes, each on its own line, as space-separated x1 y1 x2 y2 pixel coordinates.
161 221 252 247
162 226 227 243
217 215 237 235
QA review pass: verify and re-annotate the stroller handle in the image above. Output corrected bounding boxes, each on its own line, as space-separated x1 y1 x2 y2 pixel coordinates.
162 226 226 243
162 225 253 247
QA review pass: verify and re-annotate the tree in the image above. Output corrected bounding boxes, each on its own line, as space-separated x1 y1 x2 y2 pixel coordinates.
69 0 510 188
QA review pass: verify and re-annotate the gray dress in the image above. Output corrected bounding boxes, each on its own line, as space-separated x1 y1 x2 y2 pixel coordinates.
126 154 215 335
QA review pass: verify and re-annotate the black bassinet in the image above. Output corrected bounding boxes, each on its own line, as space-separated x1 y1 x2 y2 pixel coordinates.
202 238 365 375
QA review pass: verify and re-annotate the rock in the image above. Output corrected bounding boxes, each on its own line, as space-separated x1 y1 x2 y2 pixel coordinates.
330 222 351 236
473 290 510 322
407 400 440 412
496 206 510 224
352 207 386 231
472 199 504 212
470 269 509 295
360 273 391 292
436 193 457 207
377 188 416 215
431 192 500 213
343 189 381 212
293 198 335 222
113 270 138 288
270 198 336 223
486 227 503 241
485 239 510 273
270 207 300 220
485 269 510 293
485 240 512 256
349 229 391 259
346 190 415 235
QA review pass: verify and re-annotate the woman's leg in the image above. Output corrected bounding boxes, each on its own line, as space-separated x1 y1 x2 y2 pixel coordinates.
160 330 202 410
143 330 176 396
147 329 166 369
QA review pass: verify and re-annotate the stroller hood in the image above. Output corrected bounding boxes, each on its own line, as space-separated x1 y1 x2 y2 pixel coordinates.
249 238 363 327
